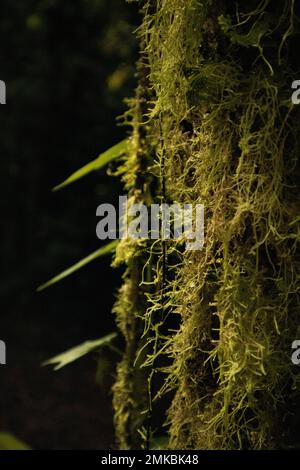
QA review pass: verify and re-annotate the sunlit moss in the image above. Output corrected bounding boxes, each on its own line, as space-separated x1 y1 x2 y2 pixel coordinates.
113 0 300 450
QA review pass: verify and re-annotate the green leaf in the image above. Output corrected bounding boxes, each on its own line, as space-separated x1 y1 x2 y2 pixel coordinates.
53 139 128 191
0 433 31 450
37 240 117 291
42 333 117 370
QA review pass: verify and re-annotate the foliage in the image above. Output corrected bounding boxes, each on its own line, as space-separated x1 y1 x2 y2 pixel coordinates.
0 433 31 450
38 240 118 291
53 140 129 191
111 0 300 450
35 0 300 451
43 333 117 371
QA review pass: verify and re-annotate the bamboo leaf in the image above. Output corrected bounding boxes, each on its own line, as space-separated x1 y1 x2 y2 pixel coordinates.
37 240 118 291
43 333 117 371
53 139 128 191
0 433 31 450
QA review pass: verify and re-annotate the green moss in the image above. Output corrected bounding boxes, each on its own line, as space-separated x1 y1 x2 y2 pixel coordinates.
113 0 300 449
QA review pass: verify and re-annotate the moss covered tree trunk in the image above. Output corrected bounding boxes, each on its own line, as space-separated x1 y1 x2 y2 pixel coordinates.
113 0 300 450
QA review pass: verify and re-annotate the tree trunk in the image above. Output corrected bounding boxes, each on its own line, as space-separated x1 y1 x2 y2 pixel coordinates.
113 0 300 450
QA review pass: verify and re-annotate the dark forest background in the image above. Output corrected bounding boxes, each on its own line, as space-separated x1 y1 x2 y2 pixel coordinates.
0 0 138 449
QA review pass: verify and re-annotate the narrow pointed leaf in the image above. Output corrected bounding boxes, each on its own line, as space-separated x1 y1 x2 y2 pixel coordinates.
0 433 31 450
53 139 128 191
43 333 117 371
37 240 117 292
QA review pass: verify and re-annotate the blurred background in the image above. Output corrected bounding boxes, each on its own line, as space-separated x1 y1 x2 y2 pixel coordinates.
0 0 138 449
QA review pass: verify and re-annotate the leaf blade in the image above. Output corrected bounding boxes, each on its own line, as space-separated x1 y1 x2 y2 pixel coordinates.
53 139 128 191
37 240 118 292
0 433 31 450
43 333 117 371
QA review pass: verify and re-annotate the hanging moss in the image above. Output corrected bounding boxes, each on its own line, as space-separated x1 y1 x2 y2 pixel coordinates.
112 0 300 450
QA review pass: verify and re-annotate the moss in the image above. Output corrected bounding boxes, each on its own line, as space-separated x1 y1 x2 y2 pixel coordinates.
113 0 300 449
